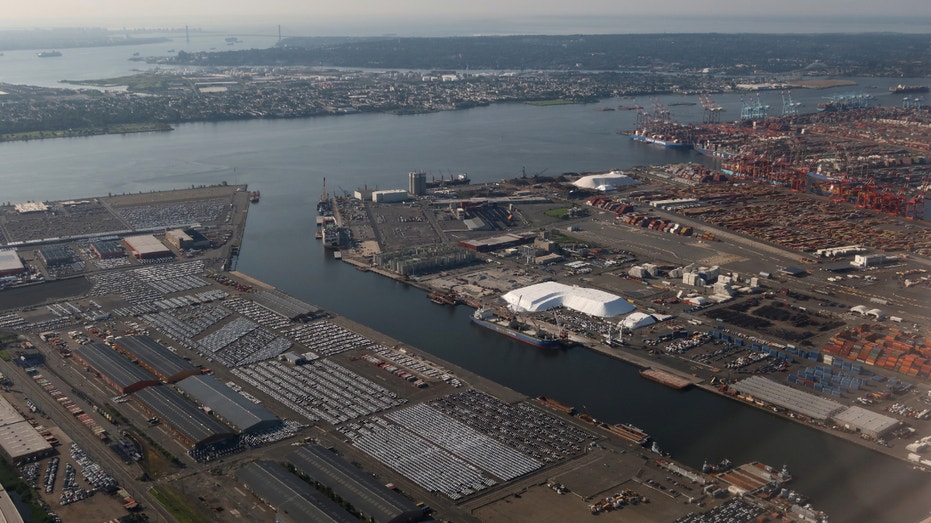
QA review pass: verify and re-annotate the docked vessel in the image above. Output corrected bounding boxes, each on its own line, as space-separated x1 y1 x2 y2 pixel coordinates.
248 190 260 203
609 423 651 446
427 290 459 306
889 84 928 94
627 129 692 150
470 307 565 349
37 50 62 58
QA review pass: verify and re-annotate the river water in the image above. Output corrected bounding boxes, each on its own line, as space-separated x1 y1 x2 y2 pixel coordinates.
1 41 929 522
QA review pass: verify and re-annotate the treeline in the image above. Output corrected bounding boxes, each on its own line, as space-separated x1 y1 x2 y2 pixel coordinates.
170 33 931 76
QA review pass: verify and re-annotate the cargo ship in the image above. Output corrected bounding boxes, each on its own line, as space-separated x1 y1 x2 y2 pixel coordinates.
889 84 928 94
627 129 692 150
470 307 565 348
37 50 62 58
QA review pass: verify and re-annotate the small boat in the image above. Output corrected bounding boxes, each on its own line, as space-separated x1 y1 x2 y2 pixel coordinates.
248 190 260 203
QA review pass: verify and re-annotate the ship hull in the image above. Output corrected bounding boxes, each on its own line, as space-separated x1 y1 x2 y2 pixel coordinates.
470 317 564 348
629 133 693 150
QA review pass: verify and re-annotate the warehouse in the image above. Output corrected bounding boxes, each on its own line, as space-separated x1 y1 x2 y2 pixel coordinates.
0 250 25 277
0 395 53 463
732 376 846 421
38 245 74 267
72 343 161 394
123 234 172 259
132 385 236 450
287 444 421 523
458 233 535 253
89 239 125 259
236 460 359 523
165 228 211 250
177 375 280 434
501 281 636 317
831 405 900 440
112 335 200 383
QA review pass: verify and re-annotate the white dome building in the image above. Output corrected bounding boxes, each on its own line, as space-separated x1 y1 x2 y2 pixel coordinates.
502 282 635 318
572 171 638 192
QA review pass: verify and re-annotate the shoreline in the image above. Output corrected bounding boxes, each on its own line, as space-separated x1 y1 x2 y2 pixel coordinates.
337 251 920 468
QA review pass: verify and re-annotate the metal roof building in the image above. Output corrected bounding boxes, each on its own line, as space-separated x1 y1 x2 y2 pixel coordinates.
287 444 420 523
0 395 53 463
90 239 125 259
113 335 200 383
132 385 236 449
236 460 359 523
72 343 161 394
732 376 845 421
123 234 172 259
0 250 25 277
832 405 900 439
176 375 279 434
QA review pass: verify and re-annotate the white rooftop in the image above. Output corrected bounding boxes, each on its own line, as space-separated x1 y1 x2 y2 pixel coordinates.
572 171 638 190
502 282 635 317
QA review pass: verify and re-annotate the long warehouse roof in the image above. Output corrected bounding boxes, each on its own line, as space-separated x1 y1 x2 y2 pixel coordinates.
114 335 200 382
132 385 235 448
74 343 161 392
287 445 419 522
177 375 278 433
236 461 358 523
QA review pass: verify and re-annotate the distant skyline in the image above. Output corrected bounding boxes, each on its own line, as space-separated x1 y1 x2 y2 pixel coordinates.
2 2 930 35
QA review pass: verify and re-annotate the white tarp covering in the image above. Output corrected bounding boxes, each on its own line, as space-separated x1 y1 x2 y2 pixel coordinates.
621 312 657 330
572 171 638 190
502 282 635 317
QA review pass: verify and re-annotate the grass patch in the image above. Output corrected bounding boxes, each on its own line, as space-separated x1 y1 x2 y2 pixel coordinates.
544 207 570 218
150 485 213 523
0 123 172 143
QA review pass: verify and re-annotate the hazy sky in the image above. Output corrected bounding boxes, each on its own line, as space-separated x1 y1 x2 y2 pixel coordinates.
4 1 930 32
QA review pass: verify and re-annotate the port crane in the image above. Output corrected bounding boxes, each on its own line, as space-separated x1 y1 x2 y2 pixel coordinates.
699 93 723 124
604 320 626 347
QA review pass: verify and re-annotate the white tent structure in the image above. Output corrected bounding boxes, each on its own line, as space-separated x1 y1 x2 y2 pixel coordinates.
621 312 658 330
572 171 638 191
502 282 635 317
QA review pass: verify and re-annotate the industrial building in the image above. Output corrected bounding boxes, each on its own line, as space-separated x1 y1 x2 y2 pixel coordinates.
72 343 162 394
89 239 125 259
0 250 25 277
457 233 535 253
38 245 74 267
831 405 900 439
112 335 201 383
732 376 845 421
249 288 324 321
132 385 236 450
176 375 280 434
123 234 172 259
409 171 427 196
236 460 359 523
372 189 409 203
287 445 422 522
0 395 53 463
501 282 636 317
165 228 211 250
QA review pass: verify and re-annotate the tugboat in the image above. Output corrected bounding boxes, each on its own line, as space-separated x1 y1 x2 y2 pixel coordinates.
248 190 260 203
